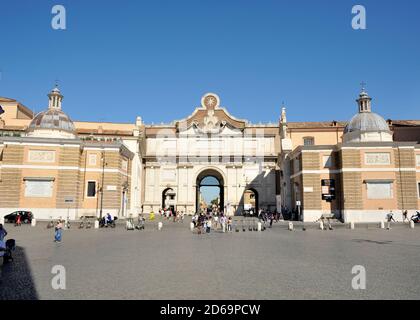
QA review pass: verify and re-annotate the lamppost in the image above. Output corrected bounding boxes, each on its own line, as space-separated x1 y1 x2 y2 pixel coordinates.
99 151 106 219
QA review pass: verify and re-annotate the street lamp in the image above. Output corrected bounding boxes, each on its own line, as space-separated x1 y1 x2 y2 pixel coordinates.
99 151 106 219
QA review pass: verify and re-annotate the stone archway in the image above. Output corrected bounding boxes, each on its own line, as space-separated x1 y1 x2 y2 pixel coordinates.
244 188 259 216
195 168 225 214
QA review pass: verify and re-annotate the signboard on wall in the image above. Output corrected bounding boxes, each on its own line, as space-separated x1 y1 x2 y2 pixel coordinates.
321 179 336 202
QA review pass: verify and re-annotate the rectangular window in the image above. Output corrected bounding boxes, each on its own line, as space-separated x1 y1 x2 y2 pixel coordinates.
88 154 97 166
24 180 53 198
323 155 333 168
366 182 393 199
416 154 420 167
303 137 314 146
86 181 96 198
418 182 420 198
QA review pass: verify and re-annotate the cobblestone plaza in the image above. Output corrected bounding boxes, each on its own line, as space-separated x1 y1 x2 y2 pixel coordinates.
1 221 420 300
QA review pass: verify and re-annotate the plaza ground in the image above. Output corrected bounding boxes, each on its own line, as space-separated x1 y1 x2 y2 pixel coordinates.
1 219 420 300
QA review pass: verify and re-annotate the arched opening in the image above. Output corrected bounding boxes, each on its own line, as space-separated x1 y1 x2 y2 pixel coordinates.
243 188 258 216
196 169 224 214
162 188 176 212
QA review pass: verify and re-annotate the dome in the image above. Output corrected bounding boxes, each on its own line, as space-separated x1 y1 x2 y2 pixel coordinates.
26 85 77 139
342 88 393 143
28 108 76 133
344 112 390 134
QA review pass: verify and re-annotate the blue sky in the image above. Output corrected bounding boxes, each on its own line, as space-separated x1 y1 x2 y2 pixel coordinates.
0 0 419 124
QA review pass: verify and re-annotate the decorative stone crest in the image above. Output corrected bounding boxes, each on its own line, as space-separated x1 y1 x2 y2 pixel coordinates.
201 93 220 110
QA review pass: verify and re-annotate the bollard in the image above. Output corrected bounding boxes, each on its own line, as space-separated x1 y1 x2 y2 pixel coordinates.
222 223 226 233
349 221 355 230
319 220 324 230
94 220 99 229
158 221 163 231
380 221 385 229
410 220 415 229
257 222 262 232
288 221 293 231
190 222 194 231
31 218 36 227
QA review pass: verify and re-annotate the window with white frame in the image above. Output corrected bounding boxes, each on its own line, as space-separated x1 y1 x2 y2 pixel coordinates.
366 181 393 199
322 155 333 168
24 179 53 197
86 181 97 198
416 154 420 167
88 154 97 166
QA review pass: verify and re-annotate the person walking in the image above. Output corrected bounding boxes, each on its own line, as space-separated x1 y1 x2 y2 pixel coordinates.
227 217 232 232
15 213 22 227
403 210 409 223
387 210 395 230
206 217 212 233
0 224 7 241
54 220 63 243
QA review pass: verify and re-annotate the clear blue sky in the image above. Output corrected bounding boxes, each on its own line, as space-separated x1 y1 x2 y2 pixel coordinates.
0 0 419 124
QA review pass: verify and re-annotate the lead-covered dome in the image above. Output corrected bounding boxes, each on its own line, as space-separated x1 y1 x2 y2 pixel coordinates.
343 88 392 143
27 86 77 139
344 112 390 134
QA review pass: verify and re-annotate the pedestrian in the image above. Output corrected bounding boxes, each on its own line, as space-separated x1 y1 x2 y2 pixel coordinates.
403 210 408 223
54 220 63 242
206 217 212 233
213 215 219 230
386 210 395 230
15 213 22 227
0 224 7 241
227 217 232 232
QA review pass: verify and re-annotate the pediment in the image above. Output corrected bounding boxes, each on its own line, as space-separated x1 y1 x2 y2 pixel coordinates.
175 93 247 134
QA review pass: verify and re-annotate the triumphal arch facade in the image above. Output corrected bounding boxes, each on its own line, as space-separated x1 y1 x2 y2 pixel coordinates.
139 93 280 216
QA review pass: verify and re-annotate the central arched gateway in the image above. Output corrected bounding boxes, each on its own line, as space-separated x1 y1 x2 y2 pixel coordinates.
196 169 224 214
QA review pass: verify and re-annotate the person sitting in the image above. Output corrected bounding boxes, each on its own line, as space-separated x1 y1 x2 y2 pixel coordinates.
106 213 113 225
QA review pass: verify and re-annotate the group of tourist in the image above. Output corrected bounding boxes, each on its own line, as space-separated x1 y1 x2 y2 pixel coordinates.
158 208 185 223
191 212 233 234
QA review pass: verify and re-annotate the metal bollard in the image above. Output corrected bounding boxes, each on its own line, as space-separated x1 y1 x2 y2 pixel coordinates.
349 221 355 230
158 221 163 231
190 222 194 231
319 220 324 230
380 221 385 229
288 222 293 231
31 218 36 227
410 220 415 229
257 222 262 232
94 220 99 229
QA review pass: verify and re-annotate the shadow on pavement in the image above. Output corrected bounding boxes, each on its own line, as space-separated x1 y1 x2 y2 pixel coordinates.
0 246 39 300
